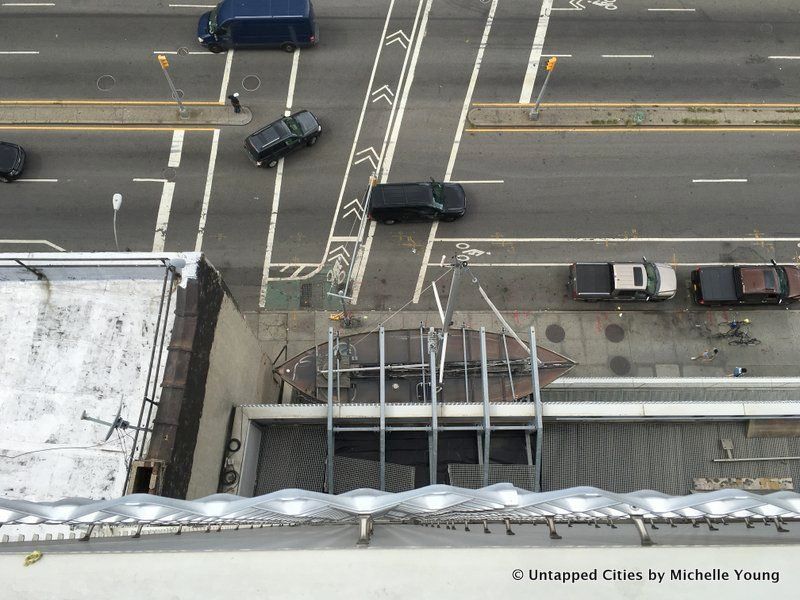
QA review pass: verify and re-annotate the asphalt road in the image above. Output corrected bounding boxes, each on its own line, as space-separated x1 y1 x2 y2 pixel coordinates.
2 0 800 316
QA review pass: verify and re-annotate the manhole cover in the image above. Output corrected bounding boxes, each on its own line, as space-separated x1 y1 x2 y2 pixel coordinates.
545 324 565 343
172 88 185 100
759 23 774 34
605 324 625 343
242 75 261 92
610 356 631 375
162 167 177 180
177 47 190 56
96 75 116 92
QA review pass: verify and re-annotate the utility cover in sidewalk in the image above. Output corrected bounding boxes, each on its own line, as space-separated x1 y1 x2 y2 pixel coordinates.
605 324 625 343
610 356 631 375
545 324 565 343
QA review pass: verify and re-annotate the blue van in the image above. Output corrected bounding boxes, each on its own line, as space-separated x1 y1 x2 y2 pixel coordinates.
197 0 318 53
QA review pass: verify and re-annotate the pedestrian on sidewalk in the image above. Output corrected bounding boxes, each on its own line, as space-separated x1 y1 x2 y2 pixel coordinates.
228 92 241 114
728 367 748 378
691 347 719 362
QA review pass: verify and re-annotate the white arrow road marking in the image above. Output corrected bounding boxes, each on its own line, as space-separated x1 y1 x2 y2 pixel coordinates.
371 84 395 105
354 147 379 169
342 198 365 220
327 244 351 264
385 29 410 48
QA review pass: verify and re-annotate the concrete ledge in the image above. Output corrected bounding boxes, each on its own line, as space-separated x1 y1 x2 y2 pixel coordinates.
468 104 800 129
0 103 252 126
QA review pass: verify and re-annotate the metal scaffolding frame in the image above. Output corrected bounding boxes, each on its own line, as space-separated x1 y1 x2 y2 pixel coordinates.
321 319 545 493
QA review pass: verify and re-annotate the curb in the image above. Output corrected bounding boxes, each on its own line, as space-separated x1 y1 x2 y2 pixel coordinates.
0 104 253 126
468 104 800 129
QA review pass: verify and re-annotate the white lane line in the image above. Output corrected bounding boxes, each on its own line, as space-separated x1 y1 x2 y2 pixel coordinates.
414 0 499 304
434 236 799 242
16 178 57 182
259 50 301 308
195 128 220 251
284 49 300 116
449 179 504 184
0 239 65 250
152 181 176 252
549 54 572 57
692 178 748 183
0 51 38 54
133 178 167 183
769 56 800 60
350 0 431 304
519 0 554 103
168 129 184 168
647 8 696 11
435 262 800 267
2 3 55 5
602 54 654 58
218 49 234 104
168 3 216 7
152 51 218 55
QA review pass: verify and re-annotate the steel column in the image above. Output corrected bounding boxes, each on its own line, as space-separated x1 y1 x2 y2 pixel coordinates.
326 327 334 494
428 327 439 485
379 326 386 491
479 327 491 487
529 327 544 492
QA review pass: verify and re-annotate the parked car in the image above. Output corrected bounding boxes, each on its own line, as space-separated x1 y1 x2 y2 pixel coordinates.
0 141 25 182
198 0 318 53
369 180 466 225
569 260 677 302
691 263 800 305
244 111 321 168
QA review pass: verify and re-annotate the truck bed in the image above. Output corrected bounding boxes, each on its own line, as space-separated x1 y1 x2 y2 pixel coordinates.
572 263 613 297
694 266 737 302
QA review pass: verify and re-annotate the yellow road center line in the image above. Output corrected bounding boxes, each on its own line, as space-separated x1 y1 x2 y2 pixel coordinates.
465 127 800 133
0 100 223 105
0 125 217 131
472 102 800 108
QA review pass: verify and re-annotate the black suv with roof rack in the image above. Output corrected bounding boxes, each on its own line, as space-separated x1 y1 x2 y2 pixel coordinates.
244 110 321 168
369 180 466 225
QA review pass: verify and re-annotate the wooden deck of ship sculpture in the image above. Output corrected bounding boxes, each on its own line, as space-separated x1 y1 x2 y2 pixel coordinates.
275 327 575 404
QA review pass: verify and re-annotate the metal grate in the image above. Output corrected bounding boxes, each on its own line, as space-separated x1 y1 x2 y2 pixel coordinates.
299 283 313 308
333 456 415 494
253 424 326 495
448 464 536 490
543 422 800 495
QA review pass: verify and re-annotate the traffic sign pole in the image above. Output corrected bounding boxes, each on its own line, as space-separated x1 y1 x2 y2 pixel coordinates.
529 57 557 121
157 54 189 120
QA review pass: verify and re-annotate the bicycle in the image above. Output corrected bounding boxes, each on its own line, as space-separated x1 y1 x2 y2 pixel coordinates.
713 318 752 338
727 330 761 346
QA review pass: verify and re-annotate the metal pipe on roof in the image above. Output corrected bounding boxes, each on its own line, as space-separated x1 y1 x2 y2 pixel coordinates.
428 327 438 485
326 327 334 494
530 327 544 493
379 326 386 491
480 327 491 487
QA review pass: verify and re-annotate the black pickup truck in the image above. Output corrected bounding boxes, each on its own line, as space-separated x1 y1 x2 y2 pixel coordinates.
691 264 800 305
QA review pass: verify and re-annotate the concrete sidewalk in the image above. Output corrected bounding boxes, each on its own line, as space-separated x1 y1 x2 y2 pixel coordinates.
0 102 252 126
246 309 800 381
468 103 800 129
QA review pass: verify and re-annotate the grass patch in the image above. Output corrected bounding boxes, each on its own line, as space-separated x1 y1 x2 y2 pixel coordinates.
776 108 800 113
681 118 719 125
590 119 620 125
687 106 723 113
754 119 800 125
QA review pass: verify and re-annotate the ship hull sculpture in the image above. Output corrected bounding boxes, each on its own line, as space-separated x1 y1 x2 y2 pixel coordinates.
275 328 575 404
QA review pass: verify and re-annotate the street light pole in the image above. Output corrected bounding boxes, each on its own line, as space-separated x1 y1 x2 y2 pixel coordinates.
156 54 189 120
529 56 558 121
112 193 122 251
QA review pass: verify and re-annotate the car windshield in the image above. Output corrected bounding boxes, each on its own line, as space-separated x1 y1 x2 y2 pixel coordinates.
208 4 220 33
644 262 659 293
283 117 302 136
776 267 789 295
431 181 444 203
